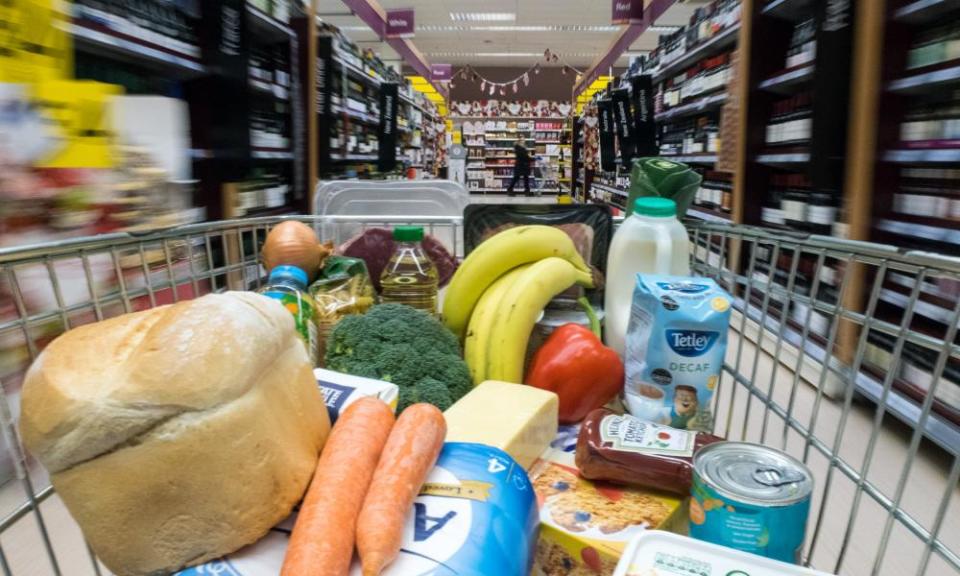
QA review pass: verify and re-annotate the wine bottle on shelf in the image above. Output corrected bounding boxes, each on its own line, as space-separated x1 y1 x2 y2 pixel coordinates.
782 175 810 231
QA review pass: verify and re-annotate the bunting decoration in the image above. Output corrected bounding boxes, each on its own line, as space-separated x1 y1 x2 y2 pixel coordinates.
448 52 583 95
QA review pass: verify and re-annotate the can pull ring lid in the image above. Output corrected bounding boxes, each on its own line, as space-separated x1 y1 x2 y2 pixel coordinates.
752 467 804 487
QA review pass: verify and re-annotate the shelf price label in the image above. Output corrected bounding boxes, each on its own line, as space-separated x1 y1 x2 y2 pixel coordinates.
0 0 72 83
31 80 123 168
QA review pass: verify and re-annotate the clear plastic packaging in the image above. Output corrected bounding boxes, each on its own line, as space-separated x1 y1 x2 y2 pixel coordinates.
308 256 377 363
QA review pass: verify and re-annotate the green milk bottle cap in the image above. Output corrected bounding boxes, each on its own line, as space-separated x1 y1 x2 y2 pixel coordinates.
634 197 677 217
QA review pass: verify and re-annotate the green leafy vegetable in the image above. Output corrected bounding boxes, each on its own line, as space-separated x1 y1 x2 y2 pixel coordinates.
325 303 471 412
627 158 702 218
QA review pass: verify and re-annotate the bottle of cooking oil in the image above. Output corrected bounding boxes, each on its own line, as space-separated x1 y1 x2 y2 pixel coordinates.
258 265 319 365
380 226 439 315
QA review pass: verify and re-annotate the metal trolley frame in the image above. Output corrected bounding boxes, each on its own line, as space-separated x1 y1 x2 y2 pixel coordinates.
0 215 957 576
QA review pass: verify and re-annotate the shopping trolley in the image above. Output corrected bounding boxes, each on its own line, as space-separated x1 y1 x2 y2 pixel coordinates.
0 215 957 576
531 154 560 197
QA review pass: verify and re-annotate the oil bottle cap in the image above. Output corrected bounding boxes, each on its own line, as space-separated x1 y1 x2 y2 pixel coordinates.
634 197 677 218
393 226 424 242
269 265 308 286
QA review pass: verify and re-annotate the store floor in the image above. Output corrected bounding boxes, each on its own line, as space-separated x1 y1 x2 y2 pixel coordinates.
0 331 956 576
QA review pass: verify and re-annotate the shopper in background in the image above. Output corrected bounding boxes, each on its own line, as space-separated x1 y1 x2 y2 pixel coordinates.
508 138 532 197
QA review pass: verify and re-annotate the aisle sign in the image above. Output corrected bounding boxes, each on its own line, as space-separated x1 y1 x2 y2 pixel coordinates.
431 64 452 82
597 98 616 172
378 83 399 171
31 80 123 168
630 75 658 156
385 8 415 38
612 0 643 24
611 88 635 164
0 0 72 83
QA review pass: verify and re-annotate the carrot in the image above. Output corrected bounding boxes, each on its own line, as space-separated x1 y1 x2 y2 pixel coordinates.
280 398 395 576
356 403 447 576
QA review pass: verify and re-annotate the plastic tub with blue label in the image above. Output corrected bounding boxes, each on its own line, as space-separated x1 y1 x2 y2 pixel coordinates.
176 442 538 576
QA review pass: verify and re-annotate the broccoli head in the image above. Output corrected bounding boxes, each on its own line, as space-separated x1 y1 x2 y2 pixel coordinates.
325 303 471 412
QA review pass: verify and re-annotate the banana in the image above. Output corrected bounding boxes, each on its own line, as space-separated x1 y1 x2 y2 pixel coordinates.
442 225 591 340
485 257 595 384
463 265 530 385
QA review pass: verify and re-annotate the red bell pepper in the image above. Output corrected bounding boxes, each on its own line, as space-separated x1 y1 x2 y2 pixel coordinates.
525 298 625 423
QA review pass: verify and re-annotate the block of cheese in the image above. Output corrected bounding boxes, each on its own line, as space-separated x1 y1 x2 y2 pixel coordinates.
443 380 558 469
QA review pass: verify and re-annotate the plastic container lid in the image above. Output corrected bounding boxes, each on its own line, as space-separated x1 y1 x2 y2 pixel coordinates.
269 265 308 286
633 197 677 218
393 226 425 242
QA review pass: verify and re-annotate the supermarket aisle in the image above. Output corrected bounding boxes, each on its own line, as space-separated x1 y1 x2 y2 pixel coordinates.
468 194 558 205
1 331 956 576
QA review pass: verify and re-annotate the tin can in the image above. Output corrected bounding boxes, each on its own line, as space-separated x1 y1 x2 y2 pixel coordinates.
689 442 814 564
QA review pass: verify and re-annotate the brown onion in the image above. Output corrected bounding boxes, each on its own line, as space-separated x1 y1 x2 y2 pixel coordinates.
262 221 322 281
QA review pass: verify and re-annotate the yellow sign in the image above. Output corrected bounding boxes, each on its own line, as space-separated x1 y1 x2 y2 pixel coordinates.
32 81 123 168
0 0 72 83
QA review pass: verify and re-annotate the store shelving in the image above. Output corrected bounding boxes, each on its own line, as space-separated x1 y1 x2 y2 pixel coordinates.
456 114 570 194
69 22 205 77
760 0 817 21
662 154 721 164
875 219 960 244
655 93 728 122
652 24 741 83
736 295 960 454
888 63 960 94
249 78 290 101
688 206 733 223
758 65 814 94
755 152 811 165
251 150 294 161
883 149 960 163
892 0 958 25
247 4 295 41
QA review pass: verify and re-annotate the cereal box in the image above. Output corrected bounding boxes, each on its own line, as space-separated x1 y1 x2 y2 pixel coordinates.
530 448 687 576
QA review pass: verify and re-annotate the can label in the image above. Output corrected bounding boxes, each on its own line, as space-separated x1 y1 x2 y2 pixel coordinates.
689 470 810 563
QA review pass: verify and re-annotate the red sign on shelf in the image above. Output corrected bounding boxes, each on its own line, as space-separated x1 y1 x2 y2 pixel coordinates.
385 8 415 38
612 0 643 24
431 63 452 81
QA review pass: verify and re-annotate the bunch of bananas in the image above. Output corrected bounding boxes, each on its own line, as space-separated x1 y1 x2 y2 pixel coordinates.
442 225 594 384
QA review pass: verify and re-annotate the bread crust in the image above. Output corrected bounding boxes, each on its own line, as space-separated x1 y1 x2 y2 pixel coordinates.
19 292 330 575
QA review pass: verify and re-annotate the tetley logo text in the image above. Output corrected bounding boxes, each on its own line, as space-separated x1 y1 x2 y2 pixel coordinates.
666 330 719 357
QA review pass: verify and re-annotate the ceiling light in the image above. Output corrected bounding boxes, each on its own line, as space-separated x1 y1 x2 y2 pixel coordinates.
417 25 467 32
338 25 373 31
649 25 682 33
466 25 621 32
428 51 597 59
471 25 552 32
450 12 516 22
475 52 542 57
567 25 621 32
428 52 540 58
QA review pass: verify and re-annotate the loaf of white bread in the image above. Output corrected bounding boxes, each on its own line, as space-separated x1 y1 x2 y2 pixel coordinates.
19 292 330 576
